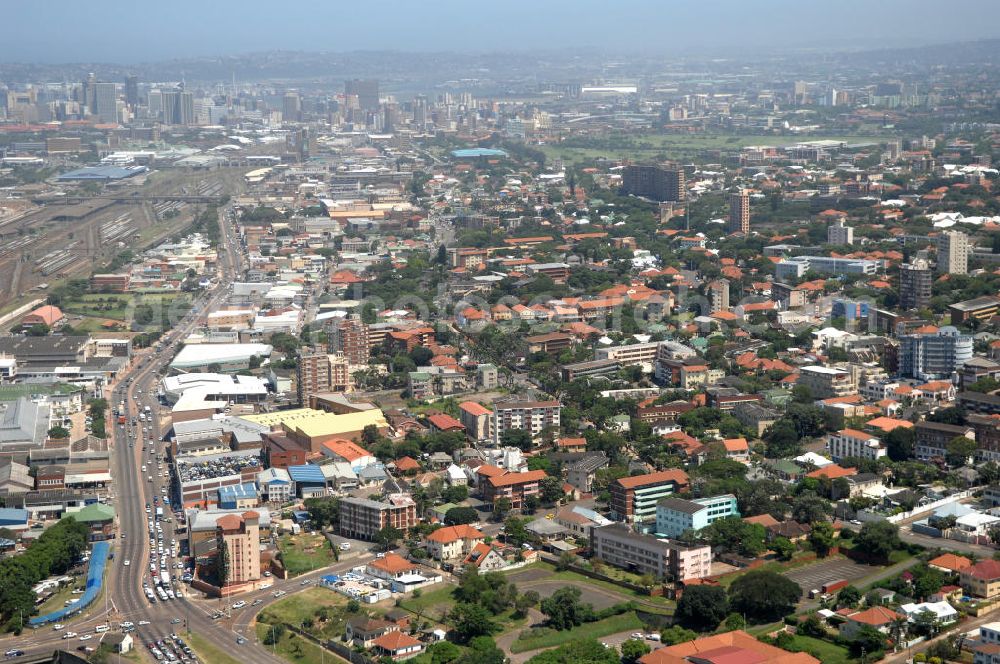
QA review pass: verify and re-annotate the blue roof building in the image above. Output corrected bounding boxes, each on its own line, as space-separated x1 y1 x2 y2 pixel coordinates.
217 483 259 510
288 465 326 498
0 507 29 529
450 148 508 159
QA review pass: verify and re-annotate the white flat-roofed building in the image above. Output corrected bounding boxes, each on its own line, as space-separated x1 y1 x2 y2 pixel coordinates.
775 255 879 281
253 308 301 333
161 373 269 404
798 365 856 398
169 343 272 370
595 341 662 368
828 428 886 462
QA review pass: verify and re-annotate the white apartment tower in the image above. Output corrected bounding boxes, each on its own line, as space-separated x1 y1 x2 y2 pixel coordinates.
938 230 969 275
828 219 854 246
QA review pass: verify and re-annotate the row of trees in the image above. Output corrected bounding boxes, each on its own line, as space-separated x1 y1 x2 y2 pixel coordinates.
0 517 89 631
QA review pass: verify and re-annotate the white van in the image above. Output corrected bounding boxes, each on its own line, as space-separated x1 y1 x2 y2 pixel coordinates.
94 625 109 633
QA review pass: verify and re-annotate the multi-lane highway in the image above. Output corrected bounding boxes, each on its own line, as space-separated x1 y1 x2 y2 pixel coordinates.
0 205 314 663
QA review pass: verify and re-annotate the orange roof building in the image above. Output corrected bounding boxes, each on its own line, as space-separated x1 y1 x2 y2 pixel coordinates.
372 631 424 659
426 413 465 433
865 417 914 433
928 553 972 573
393 456 420 473
22 305 63 327
640 630 819 664
321 439 373 464
806 464 857 480
367 553 419 578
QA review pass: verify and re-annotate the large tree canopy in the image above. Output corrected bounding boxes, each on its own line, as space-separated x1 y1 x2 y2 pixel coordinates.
728 570 802 623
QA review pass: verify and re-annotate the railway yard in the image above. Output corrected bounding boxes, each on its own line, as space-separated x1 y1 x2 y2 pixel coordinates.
0 168 241 313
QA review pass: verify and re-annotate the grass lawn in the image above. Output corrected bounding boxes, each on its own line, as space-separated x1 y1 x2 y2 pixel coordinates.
512 562 674 612
746 621 784 637
62 294 132 320
35 581 86 616
254 625 329 664
257 587 359 642
277 534 336 576
397 584 456 621
509 611 644 653
187 630 244 664
888 550 913 564
397 583 527 630
68 316 128 333
784 634 854 664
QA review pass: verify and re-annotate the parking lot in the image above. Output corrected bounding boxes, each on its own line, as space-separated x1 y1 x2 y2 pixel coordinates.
784 556 873 598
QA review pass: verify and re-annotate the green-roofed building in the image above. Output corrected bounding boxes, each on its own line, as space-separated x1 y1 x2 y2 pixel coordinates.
428 503 459 522
763 388 793 407
0 382 84 402
68 503 115 541
765 458 805 481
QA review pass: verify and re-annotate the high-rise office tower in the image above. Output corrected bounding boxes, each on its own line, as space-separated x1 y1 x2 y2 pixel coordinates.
93 82 118 123
147 90 162 119
159 90 177 123
125 75 139 108
413 95 428 127
81 73 97 114
345 79 379 111
621 164 686 202
282 91 301 122
937 230 969 275
899 257 933 310
178 91 194 125
728 190 750 235
160 89 194 125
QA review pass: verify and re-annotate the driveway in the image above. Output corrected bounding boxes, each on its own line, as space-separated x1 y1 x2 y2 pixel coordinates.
899 525 997 556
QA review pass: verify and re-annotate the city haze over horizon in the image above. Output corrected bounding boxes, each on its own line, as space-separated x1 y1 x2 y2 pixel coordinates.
3 0 1000 64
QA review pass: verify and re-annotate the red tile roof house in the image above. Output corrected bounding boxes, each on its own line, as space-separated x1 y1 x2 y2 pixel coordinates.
424 524 485 561
463 542 508 572
366 553 421 582
839 606 905 641
372 631 424 660
927 553 972 574
555 437 587 452
960 559 1000 599
722 437 750 464
392 456 421 474
345 616 398 649
426 413 465 434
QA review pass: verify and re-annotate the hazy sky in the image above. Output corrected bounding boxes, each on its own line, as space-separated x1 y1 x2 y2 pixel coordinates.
4 0 999 63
